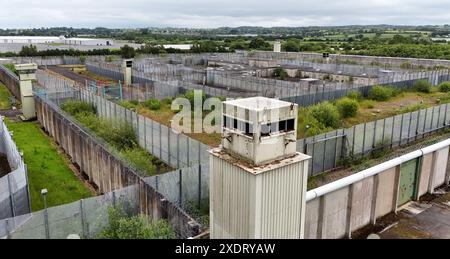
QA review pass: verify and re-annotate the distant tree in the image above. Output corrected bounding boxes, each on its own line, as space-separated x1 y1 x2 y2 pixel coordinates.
283 40 300 52
249 37 269 50
120 45 136 59
19 44 38 56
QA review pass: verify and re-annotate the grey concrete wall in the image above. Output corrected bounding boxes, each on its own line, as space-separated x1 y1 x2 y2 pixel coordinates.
305 142 450 239
251 51 450 69
35 96 201 238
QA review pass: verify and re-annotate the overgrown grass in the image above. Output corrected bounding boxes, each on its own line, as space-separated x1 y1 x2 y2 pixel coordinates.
5 120 92 211
62 100 171 176
96 205 175 239
3 64 17 75
298 85 450 139
0 82 12 110
118 96 222 147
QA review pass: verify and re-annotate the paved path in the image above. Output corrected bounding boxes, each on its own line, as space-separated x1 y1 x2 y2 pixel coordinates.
379 190 450 239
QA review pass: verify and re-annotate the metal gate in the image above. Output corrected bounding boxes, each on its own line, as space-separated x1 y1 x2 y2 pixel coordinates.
398 158 420 206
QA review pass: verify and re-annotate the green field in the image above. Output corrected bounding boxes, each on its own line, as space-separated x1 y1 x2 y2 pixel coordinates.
0 83 11 110
5 120 92 211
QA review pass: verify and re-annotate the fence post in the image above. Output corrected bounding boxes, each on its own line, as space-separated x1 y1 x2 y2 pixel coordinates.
351 126 356 156
7 174 16 219
159 123 162 159
5 219 10 239
175 133 180 168
430 107 436 136
168 127 171 166
144 118 147 150
445 103 449 127
25 164 32 214
43 205 50 239
187 138 190 166
80 199 85 238
151 119 154 154
179 169 183 207
361 123 367 156
112 190 116 208
372 120 377 151
198 164 202 210
322 137 327 172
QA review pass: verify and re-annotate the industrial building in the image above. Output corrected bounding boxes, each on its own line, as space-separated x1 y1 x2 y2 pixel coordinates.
0 36 113 46
162 44 193 50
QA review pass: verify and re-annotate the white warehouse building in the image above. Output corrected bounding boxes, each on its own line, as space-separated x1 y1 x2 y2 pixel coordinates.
0 36 113 46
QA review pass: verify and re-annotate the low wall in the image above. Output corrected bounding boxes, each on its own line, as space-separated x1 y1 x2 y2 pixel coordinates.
304 139 450 239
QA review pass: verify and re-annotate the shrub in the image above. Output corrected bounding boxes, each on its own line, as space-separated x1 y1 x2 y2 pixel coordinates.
413 80 432 93
74 112 101 131
161 98 173 106
297 109 333 137
121 148 156 176
4 64 17 75
368 86 394 101
273 67 288 80
346 91 362 100
144 98 161 110
97 206 175 239
439 82 450 92
62 100 96 115
310 102 340 128
118 100 138 110
401 104 427 113
336 98 359 118
105 56 116 62
184 90 206 107
98 120 137 150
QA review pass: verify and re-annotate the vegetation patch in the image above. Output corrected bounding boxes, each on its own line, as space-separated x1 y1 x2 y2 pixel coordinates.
413 80 432 93
5 119 92 211
368 85 395 101
336 97 359 118
439 82 450 93
62 100 171 176
0 82 12 110
97 205 175 239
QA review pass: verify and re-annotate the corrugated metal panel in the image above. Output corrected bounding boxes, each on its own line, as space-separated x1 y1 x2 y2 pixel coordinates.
258 160 307 238
210 154 308 239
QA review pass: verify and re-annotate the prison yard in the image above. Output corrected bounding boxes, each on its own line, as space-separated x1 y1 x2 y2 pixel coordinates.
1 45 450 240
5 119 93 211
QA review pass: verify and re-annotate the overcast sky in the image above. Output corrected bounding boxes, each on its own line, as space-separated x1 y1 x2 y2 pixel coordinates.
0 0 449 29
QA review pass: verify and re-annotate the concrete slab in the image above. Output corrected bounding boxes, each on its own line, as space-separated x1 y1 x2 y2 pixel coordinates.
379 192 450 239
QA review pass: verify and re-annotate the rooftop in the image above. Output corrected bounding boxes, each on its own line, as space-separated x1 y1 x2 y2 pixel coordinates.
209 148 310 175
223 96 294 111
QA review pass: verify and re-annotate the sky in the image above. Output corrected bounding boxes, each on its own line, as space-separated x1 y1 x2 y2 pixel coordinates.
0 0 449 29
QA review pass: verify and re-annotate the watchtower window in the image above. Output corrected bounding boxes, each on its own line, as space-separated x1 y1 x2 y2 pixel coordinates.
286 119 295 131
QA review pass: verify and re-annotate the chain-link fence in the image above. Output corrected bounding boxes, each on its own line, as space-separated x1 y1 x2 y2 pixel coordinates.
0 117 30 221
297 103 450 176
0 64 20 99
248 51 450 69
34 92 202 237
282 69 450 107
0 185 139 239
145 164 210 220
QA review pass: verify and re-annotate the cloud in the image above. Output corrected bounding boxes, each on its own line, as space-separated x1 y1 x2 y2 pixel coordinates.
0 0 449 28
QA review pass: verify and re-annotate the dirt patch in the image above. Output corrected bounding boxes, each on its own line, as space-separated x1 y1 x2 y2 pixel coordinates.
351 213 400 239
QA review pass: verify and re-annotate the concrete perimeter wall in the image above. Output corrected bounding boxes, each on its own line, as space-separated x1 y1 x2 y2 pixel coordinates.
305 139 450 239
35 96 200 238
